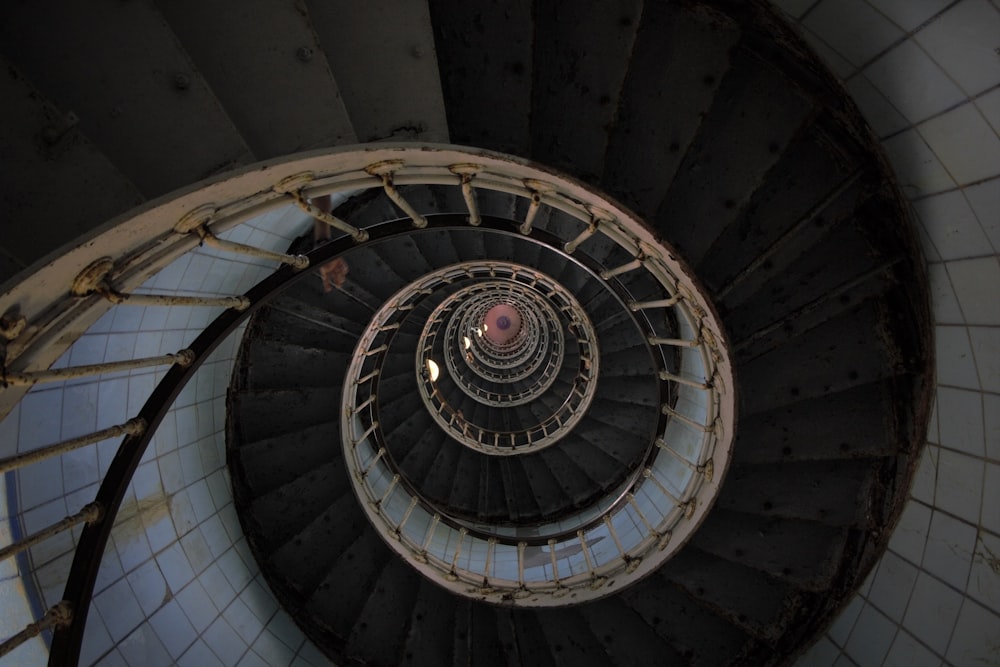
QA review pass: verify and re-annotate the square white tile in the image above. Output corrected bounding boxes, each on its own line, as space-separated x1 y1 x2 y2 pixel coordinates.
934 448 984 523
912 445 939 505
829 593 866 646
889 500 933 562
947 257 1000 324
919 103 1000 186
883 629 943 666
985 393 1000 460
935 326 980 389
117 622 173 667
927 264 964 323
175 579 220 632
922 510 978 589
915 0 1000 96
868 550 920 619
968 326 1000 392
126 558 168 616
203 616 248 667
983 462 1000 533
156 540 196 593
963 178 1000 251
177 640 225 667
94 576 145 642
902 571 963 654
935 386 985 455
149 599 198 660
772 0 817 18
867 0 953 30
252 629 297 667
804 0 905 66
863 40 965 123
844 602 897 665
883 129 956 197
968 530 1000 611
845 73 910 137
945 597 1000 665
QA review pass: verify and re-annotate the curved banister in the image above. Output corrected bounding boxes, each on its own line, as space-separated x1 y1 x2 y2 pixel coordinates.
0 144 736 660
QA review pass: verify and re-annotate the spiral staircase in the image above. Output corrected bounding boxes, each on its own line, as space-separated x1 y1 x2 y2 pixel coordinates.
0 1 935 666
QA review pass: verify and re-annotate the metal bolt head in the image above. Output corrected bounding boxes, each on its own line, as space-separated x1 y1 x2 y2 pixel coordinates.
173 73 191 90
297 46 314 62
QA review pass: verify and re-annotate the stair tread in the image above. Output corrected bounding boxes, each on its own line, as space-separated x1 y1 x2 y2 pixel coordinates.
531 0 642 181
0 58 144 275
307 0 448 142
156 0 356 158
0 1 253 197
601 1 741 218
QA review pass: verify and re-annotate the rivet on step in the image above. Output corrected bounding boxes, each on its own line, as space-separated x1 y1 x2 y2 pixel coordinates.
173 73 190 91
297 46 314 62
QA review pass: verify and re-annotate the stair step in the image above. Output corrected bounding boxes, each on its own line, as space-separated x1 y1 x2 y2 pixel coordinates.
0 59 143 277
578 596 684 665
233 421 341 497
659 546 798 644
247 459 350 554
0 2 253 197
306 527 394 641
692 509 848 591
246 338 350 389
233 387 341 441
428 0 532 156
306 0 448 142
268 492 364 600
156 0 355 157
716 459 876 526
732 381 898 464
256 301 363 352
652 48 815 267
697 118 862 296
601 1 741 218
398 578 457 666
500 610 558 667
344 556 423 666
739 301 902 416
534 608 611 667
531 0 642 181
620 576 754 666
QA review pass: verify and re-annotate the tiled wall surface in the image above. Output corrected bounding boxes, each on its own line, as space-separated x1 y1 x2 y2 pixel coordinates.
0 205 335 666
768 0 1000 665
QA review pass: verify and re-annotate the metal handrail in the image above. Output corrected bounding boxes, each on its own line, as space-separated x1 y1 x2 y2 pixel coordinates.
0 145 736 658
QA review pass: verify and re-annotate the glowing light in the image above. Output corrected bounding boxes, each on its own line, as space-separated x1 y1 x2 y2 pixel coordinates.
425 359 440 382
463 336 472 350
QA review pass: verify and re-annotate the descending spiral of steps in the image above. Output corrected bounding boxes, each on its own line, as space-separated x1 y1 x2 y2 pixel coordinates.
1 0 934 665
218 2 932 666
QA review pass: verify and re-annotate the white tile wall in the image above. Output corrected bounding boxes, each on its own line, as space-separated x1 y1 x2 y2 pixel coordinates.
776 1 1000 665
0 205 333 665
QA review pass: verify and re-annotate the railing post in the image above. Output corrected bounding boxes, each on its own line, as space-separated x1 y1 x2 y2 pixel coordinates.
0 503 103 562
0 419 146 474
0 602 73 659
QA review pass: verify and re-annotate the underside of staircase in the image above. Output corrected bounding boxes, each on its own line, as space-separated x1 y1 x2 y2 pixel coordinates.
0 1 933 666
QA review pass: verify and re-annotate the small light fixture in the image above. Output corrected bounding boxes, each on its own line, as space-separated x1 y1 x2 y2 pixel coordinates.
426 358 440 382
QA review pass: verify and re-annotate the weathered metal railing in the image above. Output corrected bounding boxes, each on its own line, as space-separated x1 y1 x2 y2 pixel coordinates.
0 144 735 660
